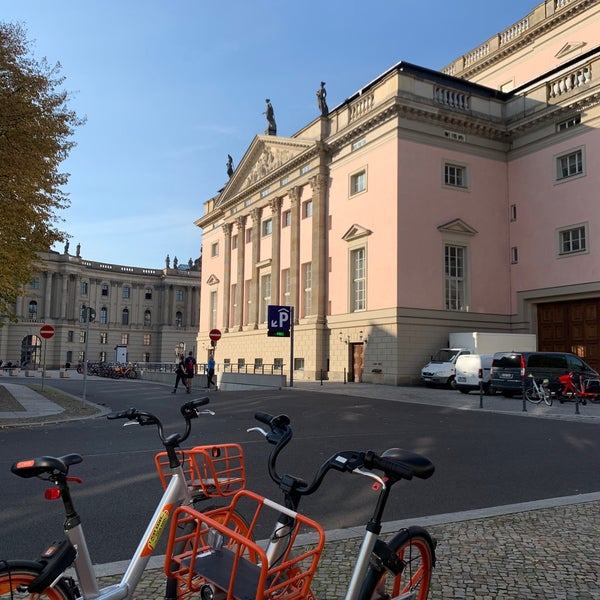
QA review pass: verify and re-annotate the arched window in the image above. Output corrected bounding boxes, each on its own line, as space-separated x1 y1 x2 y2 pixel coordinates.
28 300 38 319
144 309 151 326
122 308 129 325
100 307 108 324
175 311 183 327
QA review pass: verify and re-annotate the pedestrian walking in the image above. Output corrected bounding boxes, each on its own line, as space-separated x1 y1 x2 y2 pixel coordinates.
206 354 216 389
172 355 186 393
184 351 196 394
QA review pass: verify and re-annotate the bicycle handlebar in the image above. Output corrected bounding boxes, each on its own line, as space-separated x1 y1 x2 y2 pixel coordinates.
252 411 434 503
107 398 210 447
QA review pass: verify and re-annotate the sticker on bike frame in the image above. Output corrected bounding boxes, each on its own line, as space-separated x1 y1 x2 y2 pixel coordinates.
143 506 172 556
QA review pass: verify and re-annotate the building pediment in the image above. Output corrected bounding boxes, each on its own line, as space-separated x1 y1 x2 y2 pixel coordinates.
556 42 586 59
216 136 316 208
437 218 478 236
342 224 373 241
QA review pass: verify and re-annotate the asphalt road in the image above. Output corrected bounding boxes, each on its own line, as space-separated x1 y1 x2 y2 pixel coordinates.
1 378 599 565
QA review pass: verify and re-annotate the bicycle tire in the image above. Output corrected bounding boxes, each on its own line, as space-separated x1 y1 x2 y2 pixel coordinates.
543 393 553 406
524 387 542 404
359 526 435 600
0 561 75 600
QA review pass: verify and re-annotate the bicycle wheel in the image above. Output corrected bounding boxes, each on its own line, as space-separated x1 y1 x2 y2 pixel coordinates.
543 392 553 406
524 386 542 404
359 526 435 600
0 561 75 599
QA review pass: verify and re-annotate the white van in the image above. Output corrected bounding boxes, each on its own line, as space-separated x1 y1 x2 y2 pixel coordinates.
455 354 494 394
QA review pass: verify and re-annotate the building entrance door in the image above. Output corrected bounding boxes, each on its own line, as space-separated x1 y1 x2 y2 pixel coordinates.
349 343 364 382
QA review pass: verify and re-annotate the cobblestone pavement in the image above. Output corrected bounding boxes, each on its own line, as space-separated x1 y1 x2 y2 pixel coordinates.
95 499 600 599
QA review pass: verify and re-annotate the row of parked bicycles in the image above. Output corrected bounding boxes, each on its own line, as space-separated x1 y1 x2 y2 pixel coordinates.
525 371 600 406
75 361 138 379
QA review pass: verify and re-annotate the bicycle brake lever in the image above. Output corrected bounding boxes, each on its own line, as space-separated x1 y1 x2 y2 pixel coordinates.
247 426 268 437
123 421 140 427
352 467 387 490
198 408 215 416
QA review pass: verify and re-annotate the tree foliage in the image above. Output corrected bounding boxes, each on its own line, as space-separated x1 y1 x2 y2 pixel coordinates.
0 22 84 320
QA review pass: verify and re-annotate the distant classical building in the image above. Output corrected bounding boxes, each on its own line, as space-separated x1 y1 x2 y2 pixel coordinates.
195 0 600 384
0 249 201 369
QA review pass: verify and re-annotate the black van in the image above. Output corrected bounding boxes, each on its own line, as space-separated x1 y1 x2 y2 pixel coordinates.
489 351 598 397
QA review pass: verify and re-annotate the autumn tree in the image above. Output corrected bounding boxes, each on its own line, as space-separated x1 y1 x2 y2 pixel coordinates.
0 22 83 320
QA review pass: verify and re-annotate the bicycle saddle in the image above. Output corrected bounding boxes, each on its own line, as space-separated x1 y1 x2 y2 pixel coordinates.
11 453 83 478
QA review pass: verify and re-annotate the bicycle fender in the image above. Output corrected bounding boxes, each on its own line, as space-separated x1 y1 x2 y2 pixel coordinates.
28 540 77 593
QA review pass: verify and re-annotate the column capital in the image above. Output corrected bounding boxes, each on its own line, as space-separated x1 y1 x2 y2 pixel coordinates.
288 185 302 207
250 207 262 224
222 222 233 238
269 196 283 214
235 215 247 230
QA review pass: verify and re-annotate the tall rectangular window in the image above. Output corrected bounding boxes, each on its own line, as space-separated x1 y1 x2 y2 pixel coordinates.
121 333 129 345
230 283 237 329
261 219 273 236
350 248 366 311
260 273 271 323
302 262 312 317
122 286 130 299
281 269 290 305
210 291 218 330
444 245 466 311
143 334 151 346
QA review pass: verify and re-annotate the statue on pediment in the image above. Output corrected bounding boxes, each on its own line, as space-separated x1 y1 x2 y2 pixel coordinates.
264 99 277 135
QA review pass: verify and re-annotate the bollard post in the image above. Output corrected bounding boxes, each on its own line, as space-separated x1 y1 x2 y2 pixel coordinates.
343 368 347 384
479 380 484 409
575 393 581 415
522 376 527 412
320 369 323 386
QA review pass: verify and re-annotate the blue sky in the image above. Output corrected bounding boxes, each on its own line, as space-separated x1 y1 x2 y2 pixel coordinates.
2 1 532 269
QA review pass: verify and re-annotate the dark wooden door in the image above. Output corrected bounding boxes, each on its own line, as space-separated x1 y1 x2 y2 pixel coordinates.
537 299 600 372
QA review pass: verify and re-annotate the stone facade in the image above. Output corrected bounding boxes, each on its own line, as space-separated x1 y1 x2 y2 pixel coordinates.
0 250 201 369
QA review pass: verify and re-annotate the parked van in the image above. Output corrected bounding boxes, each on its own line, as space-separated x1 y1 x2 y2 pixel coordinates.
489 351 598 397
455 354 493 394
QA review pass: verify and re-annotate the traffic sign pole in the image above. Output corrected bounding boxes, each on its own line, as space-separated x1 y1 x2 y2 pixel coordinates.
39 325 55 391
289 306 294 388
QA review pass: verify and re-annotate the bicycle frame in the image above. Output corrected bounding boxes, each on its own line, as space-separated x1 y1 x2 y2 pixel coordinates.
69 464 190 599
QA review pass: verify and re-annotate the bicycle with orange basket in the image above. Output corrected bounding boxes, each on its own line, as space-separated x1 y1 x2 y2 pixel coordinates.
165 412 437 600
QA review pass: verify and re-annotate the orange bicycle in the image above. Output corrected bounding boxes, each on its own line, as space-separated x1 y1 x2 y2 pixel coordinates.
165 412 437 600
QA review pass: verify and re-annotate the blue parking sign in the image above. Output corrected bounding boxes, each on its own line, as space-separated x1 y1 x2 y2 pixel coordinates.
268 305 291 337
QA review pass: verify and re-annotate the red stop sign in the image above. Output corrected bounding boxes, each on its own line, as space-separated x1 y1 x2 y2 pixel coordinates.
40 324 55 339
209 329 222 342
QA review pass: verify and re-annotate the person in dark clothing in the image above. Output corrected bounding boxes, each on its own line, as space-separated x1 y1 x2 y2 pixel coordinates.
184 351 197 393
172 355 186 393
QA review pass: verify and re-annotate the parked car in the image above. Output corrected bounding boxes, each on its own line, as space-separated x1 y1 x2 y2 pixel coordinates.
489 351 599 397
455 354 493 394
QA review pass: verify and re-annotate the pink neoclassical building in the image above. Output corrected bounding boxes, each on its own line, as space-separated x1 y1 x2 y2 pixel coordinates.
195 0 600 385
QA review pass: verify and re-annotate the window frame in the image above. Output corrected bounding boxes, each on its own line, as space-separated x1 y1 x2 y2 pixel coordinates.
442 161 469 190
557 222 588 257
554 147 585 182
444 243 468 311
349 168 367 197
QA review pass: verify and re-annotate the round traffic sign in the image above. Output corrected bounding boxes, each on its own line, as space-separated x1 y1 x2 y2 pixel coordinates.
209 329 222 342
39 324 55 339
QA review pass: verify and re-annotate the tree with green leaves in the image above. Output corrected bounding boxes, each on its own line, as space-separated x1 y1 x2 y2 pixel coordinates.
0 22 84 320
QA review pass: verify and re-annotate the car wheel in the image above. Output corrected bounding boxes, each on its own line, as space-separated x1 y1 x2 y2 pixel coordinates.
447 376 457 390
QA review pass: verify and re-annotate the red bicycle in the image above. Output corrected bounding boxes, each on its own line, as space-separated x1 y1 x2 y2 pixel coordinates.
557 372 600 404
